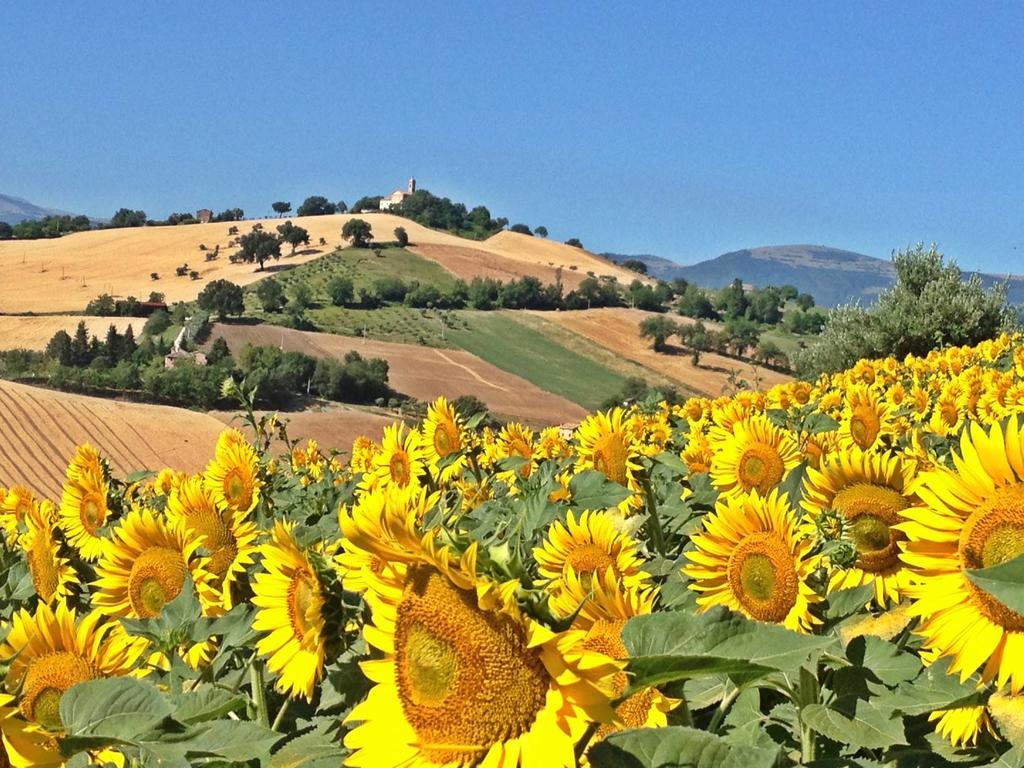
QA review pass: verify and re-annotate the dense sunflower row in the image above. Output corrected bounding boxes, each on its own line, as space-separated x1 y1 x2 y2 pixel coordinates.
2 334 1024 765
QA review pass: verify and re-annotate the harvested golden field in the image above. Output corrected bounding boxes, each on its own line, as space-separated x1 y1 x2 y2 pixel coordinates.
0 315 140 351
0 379 223 497
0 213 632 312
209 405 398 456
533 307 793 396
208 323 587 426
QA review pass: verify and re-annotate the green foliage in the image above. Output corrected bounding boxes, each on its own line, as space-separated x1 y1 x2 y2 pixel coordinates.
509 222 533 235
342 218 373 247
256 278 287 312
10 214 91 239
394 225 409 247
795 243 1017 377
639 315 679 352
678 284 718 320
327 275 355 307
391 188 505 239
296 195 337 216
197 279 244 320
277 220 311 254
109 208 147 228
622 258 649 275
237 225 283 269
565 237 584 248
272 200 291 216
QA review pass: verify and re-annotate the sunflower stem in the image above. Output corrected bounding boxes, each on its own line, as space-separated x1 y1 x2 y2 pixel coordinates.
271 697 291 732
250 658 270 727
708 685 741 733
640 473 667 555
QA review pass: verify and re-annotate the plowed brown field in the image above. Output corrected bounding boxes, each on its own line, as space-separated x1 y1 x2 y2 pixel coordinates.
0 380 224 498
533 308 793 396
0 213 636 313
0 315 140 351
208 324 587 426
210 406 398 457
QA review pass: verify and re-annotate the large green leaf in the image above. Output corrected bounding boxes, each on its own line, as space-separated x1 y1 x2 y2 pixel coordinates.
172 686 245 724
966 553 1024 615
270 728 348 767
627 656 775 692
568 469 632 510
624 607 838 688
60 677 172 747
802 700 907 750
588 726 778 768
871 659 981 717
176 719 282 760
846 636 922 687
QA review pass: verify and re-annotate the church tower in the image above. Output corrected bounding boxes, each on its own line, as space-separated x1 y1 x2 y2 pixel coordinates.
407 178 416 194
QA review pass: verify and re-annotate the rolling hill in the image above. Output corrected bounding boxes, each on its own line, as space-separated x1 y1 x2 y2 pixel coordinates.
0 212 639 313
605 245 1024 307
0 193 82 225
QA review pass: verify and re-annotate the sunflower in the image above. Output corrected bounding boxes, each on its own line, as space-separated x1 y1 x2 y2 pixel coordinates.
166 475 259 610
574 408 644 511
0 602 144 733
58 466 110 561
204 428 263 516
364 423 429 492
20 503 78 607
0 484 36 530
92 507 209 619
493 422 538 486
802 449 917 607
251 521 328 702
555 568 676 755
709 415 801 500
65 443 105 481
0 693 60 768
838 385 895 452
340 506 620 768
899 419 1024 692
153 468 185 497
350 435 381 475
535 510 651 605
683 489 822 633
422 397 468 483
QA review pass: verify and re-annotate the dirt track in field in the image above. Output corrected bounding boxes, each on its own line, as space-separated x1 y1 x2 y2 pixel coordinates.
208 324 587 426
533 307 793 397
0 379 225 498
0 315 142 351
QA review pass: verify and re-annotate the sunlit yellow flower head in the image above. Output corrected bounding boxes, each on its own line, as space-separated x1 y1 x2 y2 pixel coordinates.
684 489 822 633
58 465 111 561
252 521 328 702
839 385 896 452
0 485 37 545
341 503 621 768
364 422 429 492
929 704 995 748
900 418 1024 692
802 448 918 607
534 510 650 605
421 396 469 483
0 602 145 733
204 428 263 516
19 501 78 607
709 414 801 500
574 408 644 511
349 435 380 474
166 475 259 610
492 422 538 486
92 506 211 619
153 467 186 497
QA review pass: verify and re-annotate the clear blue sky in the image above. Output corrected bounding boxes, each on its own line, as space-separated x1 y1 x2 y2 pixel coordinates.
3 2 1022 271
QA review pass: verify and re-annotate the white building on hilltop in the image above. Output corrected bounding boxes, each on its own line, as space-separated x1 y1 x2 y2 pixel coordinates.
379 178 416 210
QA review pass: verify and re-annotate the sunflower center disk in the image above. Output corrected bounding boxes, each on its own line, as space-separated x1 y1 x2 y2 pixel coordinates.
22 652 97 730
288 571 321 647
390 453 410 486
224 469 251 510
189 509 235 583
737 443 785 495
960 484 1024 630
28 536 60 603
593 433 629 486
433 425 459 458
565 543 616 578
849 407 881 449
81 494 105 531
728 533 799 623
394 566 549 764
832 483 906 573
128 546 187 618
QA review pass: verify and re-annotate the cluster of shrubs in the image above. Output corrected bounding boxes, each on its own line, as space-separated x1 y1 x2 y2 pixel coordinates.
84 291 167 317
677 278 824 334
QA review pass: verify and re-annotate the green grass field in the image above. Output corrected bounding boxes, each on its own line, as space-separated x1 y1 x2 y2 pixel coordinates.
446 312 630 410
243 247 458 346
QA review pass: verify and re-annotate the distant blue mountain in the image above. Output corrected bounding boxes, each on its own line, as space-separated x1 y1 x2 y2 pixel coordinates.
603 244 1024 307
0 193 96 225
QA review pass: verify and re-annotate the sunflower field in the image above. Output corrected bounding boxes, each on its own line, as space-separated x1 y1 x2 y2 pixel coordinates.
3 336 1024 766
